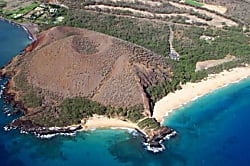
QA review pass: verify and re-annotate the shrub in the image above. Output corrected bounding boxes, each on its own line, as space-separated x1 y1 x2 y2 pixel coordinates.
138 118 160 129
21 90 42 108
0 1 6 8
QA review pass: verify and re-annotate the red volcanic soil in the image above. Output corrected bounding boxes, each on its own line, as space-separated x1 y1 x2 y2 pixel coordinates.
24 34 45 53
8 26 172 116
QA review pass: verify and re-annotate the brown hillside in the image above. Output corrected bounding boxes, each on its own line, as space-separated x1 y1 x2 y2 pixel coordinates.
11 26 171 115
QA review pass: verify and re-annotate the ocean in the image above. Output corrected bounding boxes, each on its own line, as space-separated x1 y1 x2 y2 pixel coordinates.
0 20 250 166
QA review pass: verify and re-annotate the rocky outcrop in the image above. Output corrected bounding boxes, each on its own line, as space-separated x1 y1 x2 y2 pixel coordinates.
0 80 27 115
24 34 44 53
136 126 177 153
4 119 82 139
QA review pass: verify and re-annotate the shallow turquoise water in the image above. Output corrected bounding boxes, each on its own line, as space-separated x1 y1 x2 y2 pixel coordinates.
163 78 250 166
1 20 250 166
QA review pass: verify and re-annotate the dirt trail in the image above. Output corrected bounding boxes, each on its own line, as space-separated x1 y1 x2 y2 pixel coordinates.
105 0 162 6
168 25 180 59
203 3 227 14
169 1 237 27
85 5 154 17
85 3 237 28
195 55 236 71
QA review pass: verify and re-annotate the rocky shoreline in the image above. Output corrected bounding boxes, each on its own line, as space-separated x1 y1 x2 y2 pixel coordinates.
4 118 82 139
3 117 176 153
136 127 177 153
0 72 84 139
0 72 27 115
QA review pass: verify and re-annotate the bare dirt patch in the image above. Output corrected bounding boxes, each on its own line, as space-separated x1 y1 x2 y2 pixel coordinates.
196 55 236 71
85 3 235 28
103 0 162 7
169 1 237 27
202 3 227 14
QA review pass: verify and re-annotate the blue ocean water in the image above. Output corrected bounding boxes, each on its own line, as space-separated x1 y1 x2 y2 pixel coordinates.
163 79 250 166
0 20 31 67
0 20 250 166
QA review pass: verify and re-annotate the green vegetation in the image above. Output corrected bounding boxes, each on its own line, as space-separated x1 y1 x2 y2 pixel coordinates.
126 105 145 123
28 97 106 127
49 97 106 125
1 2 67 26
105 104 145 122
21 90 42 108
60 97 106 118
27 96 144 127
16 2 39 15
173 26 250 63
189 10 212 21
13 70 42 108
13 70 29 92
184 0 203 7
63 10 170 57
138 118 160 129
0 0 6 8
146 78 182 103
59 100 144 125
146 25 250 103
2 2 39 19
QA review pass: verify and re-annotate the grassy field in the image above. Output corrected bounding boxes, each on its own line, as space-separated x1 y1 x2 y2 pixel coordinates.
2 2 39 19
184 0 203 7
0 0 6 8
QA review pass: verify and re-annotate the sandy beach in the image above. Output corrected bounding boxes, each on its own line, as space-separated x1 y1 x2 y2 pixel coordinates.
76 66 250 130
79 115 139 131
153 66 250 123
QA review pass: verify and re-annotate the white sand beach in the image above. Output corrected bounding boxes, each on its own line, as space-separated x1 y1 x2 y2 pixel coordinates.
153 66 250 123
80 114 139 131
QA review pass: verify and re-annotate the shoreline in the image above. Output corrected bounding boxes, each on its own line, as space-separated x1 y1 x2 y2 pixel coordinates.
0 17 37 42
78 114 141 132
153 66 250 123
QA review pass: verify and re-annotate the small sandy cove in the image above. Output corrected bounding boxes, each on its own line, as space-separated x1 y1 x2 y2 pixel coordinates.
153 66 250 123
80 115 139 131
